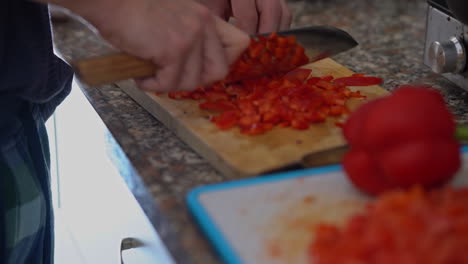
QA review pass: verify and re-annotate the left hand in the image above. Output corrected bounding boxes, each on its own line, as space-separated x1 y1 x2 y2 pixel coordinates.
198 0 292 34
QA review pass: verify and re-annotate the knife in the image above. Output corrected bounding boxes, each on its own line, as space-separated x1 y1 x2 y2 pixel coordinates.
73 26 358 86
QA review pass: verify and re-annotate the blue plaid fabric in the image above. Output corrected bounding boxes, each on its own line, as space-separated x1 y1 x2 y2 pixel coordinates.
0 100 55 264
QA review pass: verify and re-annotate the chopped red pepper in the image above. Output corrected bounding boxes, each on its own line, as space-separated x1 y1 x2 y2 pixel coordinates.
159 32 379 135
204 91 229 102
165 71 368 135
199 101 237 112
223 32 310 83
310 186 468 264
342 86 460 195
283 68 312 83
211 111 239 130
334 74 383 86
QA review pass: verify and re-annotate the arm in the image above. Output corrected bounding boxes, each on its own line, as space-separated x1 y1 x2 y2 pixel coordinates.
37 0 250 92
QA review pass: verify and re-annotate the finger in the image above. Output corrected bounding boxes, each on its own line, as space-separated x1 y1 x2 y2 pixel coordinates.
197 0 229 20
279 0 292 30
137 56 186 92
257 0 282 33
214 16 250 65
223 0 233 21
230 0 259 34
201 16 229 85
178 36 203 91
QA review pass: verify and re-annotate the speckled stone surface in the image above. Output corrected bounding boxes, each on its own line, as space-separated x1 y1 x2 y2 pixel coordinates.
52 1 468 263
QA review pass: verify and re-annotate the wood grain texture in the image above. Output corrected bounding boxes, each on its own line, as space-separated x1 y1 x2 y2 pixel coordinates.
73 53 156 86
116 59 390 177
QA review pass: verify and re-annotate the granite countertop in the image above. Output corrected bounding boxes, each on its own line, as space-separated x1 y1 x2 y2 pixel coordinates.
52 0 468 263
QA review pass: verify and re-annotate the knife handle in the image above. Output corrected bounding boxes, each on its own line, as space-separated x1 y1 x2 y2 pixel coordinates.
73 53 156 86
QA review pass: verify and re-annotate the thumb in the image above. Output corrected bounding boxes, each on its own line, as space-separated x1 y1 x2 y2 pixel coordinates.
214 16 250 65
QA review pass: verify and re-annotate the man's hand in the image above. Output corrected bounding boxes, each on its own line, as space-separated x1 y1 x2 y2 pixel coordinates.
199 0 292 34
40 0 250 92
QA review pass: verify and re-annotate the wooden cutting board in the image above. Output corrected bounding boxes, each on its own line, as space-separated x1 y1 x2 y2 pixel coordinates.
117 58 389 177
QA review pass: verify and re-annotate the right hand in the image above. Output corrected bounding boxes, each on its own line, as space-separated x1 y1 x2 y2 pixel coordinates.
68 0 250 92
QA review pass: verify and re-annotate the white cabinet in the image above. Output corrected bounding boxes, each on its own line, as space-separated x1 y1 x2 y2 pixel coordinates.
49 80 174 264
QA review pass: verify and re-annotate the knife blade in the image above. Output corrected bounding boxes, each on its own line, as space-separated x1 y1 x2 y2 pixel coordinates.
263 26 358 64
73 26 358 86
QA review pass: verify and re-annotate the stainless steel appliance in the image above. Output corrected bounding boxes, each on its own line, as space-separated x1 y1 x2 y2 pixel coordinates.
424 0 468 90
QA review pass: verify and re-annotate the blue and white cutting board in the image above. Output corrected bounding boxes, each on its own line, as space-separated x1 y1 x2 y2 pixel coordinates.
187 147 468 264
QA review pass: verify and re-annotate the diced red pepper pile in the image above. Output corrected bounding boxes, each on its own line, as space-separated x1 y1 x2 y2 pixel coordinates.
167 71 375 135
160 33 383 135
333 73 384 86
225 32 309 83
310 186 468 264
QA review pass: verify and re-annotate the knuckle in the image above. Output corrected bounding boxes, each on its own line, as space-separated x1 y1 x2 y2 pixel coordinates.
178 39 193 54
139 81 159 92
175 22 205 54
170 33 191 55
191 9 211 37
239 34 250 48
156 72 177 92
245 14 258 26
178 74 197 91
189 21 204 41
284 10 293 24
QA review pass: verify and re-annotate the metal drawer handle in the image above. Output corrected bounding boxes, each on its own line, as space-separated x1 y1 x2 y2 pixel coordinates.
120 237 143 264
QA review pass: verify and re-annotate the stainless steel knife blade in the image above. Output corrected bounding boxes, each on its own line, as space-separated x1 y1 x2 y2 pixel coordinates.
269 26 359 64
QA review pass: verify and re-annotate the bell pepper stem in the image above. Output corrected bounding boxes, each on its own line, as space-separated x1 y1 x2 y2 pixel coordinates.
455 125 468 142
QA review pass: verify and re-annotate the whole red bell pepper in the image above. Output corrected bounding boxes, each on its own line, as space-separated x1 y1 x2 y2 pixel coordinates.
342 86 461 195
